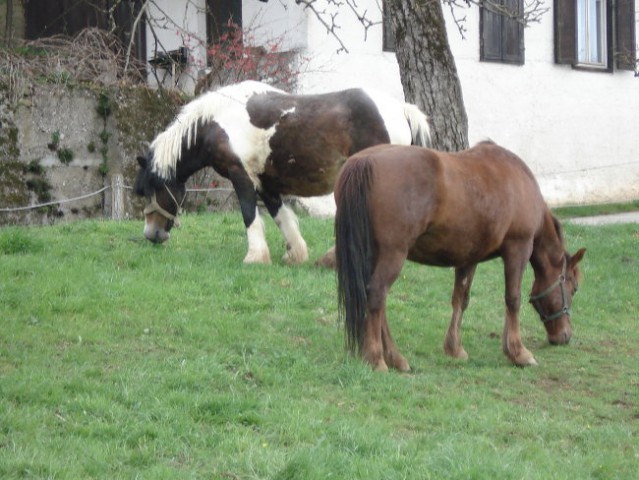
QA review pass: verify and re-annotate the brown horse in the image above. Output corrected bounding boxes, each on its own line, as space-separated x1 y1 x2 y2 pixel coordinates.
334 141 586 371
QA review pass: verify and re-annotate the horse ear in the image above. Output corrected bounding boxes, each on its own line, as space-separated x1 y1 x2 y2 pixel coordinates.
569 248 586 268
137 155 147 169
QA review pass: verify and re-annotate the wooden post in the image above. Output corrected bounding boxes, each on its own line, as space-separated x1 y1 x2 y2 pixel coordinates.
111 173 124 220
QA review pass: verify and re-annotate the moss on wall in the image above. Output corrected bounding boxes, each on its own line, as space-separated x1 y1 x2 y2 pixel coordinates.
115 86 184 156
114 86 185 188
0 80 187 226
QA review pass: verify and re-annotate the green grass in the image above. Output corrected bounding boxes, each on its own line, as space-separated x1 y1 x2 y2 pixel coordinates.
1 213 638 479
552 199 639 219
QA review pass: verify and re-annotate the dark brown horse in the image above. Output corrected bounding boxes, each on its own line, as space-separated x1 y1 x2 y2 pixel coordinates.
334 141 586 371
134 80 430 264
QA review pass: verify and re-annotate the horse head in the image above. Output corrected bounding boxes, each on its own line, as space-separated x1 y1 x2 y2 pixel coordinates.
529 248 586 345
134 153 186 244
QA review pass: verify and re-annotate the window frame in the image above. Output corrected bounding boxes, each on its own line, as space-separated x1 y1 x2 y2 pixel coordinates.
206 0 242 45
575 0 611 69
555 0 636 72
480 0 525 65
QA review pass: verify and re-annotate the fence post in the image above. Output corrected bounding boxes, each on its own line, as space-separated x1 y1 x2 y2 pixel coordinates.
111 173 124 220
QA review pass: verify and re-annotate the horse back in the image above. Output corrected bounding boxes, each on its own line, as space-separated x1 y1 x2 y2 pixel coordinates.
246 89 393 196
352 142 548 266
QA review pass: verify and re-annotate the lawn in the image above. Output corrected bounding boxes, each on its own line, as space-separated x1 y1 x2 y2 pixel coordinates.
1 213 638 479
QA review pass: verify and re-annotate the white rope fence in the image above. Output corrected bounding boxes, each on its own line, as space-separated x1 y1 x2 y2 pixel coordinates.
2 160 638 218
0 186 111 212
0 173 236 218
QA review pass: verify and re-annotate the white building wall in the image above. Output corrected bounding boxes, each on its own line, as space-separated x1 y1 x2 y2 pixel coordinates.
246 0 639 206
447 5 639 206
244 0 405 99
145 0 208 94
242 0 307 51
156 0 638 207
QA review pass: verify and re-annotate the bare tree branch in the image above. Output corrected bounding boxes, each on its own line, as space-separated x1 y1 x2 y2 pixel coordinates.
295 0 350 53
298 0 551 52
123 0 151 74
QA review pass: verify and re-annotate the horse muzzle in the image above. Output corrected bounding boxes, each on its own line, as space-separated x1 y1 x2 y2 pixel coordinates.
548 322 572 345
144 223 171 244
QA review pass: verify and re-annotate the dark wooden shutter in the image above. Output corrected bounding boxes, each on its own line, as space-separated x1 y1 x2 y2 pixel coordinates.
24 0 110 39
554 0 576 64
481 1 524 64
206 0 242 44
112 1 147 65
481 6 503 62
615 0 637 70
502 0 524 64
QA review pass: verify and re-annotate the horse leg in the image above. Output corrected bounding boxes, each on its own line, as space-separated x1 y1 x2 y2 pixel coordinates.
443 264 477 360
259 191 308 265
502 245 538 366
381 314 410 372
228 168 271 264
365 250 407 372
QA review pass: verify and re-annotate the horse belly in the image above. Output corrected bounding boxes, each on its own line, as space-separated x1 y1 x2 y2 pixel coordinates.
261 149 346 196
407 227 501 267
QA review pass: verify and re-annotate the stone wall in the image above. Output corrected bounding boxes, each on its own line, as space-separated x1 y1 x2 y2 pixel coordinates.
0 82 185 226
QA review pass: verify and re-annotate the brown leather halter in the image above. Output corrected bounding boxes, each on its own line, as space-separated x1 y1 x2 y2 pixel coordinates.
143 184 184 227
529 258 575 323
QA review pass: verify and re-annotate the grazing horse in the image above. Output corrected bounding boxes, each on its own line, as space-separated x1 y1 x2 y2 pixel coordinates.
334 142 586 371
134 80 431 264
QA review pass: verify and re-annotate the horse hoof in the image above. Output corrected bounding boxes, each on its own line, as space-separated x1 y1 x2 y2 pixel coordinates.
386 353 411 372
243 252 272 264
454 349 469 360
315 247 336 269
282 251 308 265
444 346 469 360
513 355 538 367
373 361 389 373
395 360 411 372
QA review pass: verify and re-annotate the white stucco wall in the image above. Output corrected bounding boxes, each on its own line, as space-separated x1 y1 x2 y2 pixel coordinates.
153 0 638 207
145 0 208 94
244 0 405 99
245 0 639 207
447 5 639 206
242 0 307 51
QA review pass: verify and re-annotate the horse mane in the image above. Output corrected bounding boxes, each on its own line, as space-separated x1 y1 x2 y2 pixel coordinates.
551 214 565 244
150 81 285 179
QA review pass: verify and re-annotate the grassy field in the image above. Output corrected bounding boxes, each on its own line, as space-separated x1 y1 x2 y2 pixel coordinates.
1 212 638 479
552 199 639 219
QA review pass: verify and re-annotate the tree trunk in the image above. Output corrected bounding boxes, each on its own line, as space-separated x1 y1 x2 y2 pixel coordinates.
387 0 469 151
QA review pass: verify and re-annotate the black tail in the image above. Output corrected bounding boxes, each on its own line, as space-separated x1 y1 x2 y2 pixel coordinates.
335 159 376 355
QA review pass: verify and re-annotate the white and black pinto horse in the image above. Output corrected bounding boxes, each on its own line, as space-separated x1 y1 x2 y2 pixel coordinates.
134 80 431 264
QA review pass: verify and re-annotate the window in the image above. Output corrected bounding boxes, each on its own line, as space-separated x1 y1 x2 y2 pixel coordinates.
23 0 146 66
555 0 636 71
206 0 242 45
480 0 525 65
577 0 608 67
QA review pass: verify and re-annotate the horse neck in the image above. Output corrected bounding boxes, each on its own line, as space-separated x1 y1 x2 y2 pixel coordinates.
175 118 237 183
530 211 565 279
174 139 212 183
